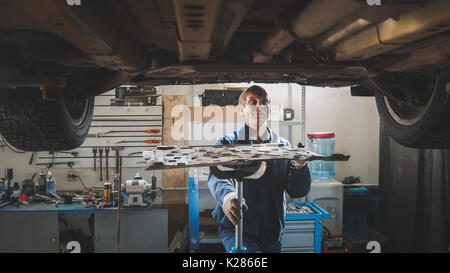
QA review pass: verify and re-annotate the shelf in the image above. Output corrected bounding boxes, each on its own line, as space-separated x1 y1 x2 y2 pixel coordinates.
267 121 304 125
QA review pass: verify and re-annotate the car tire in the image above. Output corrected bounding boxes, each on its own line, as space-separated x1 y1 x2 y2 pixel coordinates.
374 72 450 149
0 87 95 151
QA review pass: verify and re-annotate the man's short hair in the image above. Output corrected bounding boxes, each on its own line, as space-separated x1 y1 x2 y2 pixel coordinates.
238 85 271 106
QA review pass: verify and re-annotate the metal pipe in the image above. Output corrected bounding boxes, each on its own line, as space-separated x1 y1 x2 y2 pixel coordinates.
235 179 243 250
316 18 371 49
291 0 361 39
253 27 295 63
253 0 362 63
116 156 123 253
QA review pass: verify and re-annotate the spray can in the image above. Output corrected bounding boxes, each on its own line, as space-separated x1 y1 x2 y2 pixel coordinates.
46 171 56 196
4 169 13 200
22 179 35 196
38 171 47 195
12 182 21 198
0 179 4 197
104 180 111 201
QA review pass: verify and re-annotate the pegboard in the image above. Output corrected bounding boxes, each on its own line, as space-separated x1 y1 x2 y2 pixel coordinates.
34 88 162 169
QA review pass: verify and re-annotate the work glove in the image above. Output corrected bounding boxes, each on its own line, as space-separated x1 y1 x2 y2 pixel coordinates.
222 192 247 225
294 159 307 169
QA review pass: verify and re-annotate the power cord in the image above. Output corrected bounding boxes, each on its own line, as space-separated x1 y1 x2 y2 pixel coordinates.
67 174 88 191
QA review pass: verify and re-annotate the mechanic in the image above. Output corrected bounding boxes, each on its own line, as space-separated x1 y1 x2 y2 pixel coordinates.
208 85 311 253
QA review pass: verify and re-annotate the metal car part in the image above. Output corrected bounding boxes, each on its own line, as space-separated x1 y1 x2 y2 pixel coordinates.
143 143 349 170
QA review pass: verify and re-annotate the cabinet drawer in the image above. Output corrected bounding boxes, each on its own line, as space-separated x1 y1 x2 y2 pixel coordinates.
284 220 315 231
282 230 314 247
282 247 315 253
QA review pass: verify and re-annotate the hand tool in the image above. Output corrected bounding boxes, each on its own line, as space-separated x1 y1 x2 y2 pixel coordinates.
35 161 75 168
93 147 97 171
117 139 160 144
88 129 161 138
99 147 103 181
49 151 79 157
87 134 162 138
111 146 124 175
111 146 124 191
151 174 157 200
29 152 37 165
105 147 110 180
0 201 10 208
93 118 162 122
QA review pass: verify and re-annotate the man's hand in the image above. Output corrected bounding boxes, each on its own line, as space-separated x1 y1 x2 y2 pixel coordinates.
294 159 307 169
222 192 247 225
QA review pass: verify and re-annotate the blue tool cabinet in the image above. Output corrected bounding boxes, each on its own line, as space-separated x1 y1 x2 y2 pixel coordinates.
282 202 330 253
189 174 330 253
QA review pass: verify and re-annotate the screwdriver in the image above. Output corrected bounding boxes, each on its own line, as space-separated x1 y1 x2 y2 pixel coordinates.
93 147 97 171
117 139 161 144
141 129 160 134
88 129 161 138
99 147 103 181
105 147 110 180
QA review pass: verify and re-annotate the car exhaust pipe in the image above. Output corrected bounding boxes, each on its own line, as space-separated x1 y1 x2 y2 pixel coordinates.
253 0 362 63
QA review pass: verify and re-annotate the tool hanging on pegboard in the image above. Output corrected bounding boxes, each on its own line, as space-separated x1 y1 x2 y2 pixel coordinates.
88 129 161 138
93 147 97 171
105 147 110 180
117 139 161 144
33 89 162 169
99 147 103 181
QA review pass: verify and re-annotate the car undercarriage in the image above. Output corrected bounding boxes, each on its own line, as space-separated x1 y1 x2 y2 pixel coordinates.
0 0 449 150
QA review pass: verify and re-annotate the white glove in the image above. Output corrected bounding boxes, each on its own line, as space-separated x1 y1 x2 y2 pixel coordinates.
222 192 247 225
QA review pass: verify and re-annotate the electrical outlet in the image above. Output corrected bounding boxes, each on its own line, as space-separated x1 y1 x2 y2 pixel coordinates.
66 171 78 181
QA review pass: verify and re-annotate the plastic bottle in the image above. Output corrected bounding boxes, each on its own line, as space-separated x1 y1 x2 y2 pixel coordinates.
307 132 336 181
12 182 21 198
4 169 13 200
46 171 56 195
0 179 4 197
38 171 47 195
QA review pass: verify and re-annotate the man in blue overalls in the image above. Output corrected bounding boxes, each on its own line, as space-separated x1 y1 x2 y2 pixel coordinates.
208 85 311 253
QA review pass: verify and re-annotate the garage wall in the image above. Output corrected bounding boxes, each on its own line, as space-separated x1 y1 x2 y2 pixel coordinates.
0 83 380 195
305 86 380 184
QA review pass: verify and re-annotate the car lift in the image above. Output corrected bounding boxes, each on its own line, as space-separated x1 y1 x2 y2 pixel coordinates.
210 160 268 253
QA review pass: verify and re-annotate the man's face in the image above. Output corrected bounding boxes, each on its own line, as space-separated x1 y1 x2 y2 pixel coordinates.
240 92 270 130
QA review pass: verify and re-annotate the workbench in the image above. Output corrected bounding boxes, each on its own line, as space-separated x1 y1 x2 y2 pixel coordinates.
0 202 169 253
